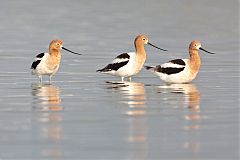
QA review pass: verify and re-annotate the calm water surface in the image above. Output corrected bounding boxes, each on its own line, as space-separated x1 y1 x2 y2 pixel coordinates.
0 0 238 159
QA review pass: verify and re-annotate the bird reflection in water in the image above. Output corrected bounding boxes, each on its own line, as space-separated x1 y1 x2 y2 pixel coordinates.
31 83 63 159
106 81 147 160
158 83 201 153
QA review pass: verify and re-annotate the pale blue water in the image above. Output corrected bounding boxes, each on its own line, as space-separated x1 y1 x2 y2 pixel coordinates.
0 0 238 159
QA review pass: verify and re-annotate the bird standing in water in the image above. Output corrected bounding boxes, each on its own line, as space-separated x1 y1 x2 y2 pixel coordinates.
145 40 215 84
31 40 81 83
97 34 167 81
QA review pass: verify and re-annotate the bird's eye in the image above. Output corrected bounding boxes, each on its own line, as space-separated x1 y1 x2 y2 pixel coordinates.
143 38 146 41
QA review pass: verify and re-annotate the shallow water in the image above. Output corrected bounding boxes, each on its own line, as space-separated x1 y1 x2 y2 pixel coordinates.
0 0 239 159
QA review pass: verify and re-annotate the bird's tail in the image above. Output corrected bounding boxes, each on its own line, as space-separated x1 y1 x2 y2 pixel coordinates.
97 64 112 72
144 65 157 72
96 68 105 72
96 68 109 72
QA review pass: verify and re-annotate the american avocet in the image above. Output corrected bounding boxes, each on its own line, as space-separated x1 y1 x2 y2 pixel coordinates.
31 40 81 83
97 35 167 81
145 40 215 84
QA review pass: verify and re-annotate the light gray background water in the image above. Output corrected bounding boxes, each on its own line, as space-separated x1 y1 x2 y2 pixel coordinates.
0 0 238 159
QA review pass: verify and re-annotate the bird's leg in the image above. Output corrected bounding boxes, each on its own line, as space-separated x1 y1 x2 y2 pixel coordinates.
49 75 52 84
128 77 132 81
39 76 42 84
121 77 124 81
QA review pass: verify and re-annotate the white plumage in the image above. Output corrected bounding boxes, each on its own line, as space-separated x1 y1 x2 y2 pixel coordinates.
97 35 167 81
101 52 139 78
31 39 81 83
32 53 60 76
149 59 195 83
145 40 215 84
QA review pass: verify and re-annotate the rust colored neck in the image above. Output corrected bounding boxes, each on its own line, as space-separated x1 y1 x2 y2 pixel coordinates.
49 48 60 57
47 48 61 70
189 49 201 72
134 40 147 72
135 40 146 56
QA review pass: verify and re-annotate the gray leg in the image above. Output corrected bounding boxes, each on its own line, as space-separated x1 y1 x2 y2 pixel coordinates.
49 75 52 84
38 76 42 84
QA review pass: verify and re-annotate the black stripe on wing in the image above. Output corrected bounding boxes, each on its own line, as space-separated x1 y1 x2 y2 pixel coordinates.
31 60 41 69
169 59 185 66
115 53 130 59
36 52 45 58
97 61 129 72
154 65 185 75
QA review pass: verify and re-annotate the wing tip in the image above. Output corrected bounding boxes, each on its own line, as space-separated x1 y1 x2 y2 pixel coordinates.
144 66 158 72
144 66 154 70
96 68 111 73
31 60 41 70
96 69 103 72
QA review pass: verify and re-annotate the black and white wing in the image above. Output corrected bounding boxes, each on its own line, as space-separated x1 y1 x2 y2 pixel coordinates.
97 53 130 72
158 59 186 75
145 59 186 75
31 53 45 69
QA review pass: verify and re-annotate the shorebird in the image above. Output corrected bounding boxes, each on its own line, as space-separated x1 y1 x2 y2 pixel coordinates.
145 40 215 83
97 34 167 81
31 40 81 83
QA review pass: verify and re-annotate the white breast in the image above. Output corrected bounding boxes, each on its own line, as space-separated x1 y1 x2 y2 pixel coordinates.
115 52 139 77
32 53 60 76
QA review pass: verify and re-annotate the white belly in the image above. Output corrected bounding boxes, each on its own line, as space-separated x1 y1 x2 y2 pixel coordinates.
156 68 198 84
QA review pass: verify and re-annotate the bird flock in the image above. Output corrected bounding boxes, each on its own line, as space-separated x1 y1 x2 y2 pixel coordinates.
31 34 215 84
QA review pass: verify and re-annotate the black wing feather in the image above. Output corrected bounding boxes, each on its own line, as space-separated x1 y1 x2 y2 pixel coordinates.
97 61 129 72
36 53 45 58
31 60 41 69
154 65 185 75
115 53 130 59
31 53 45 69
97 53 130 72
169 59 186 66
